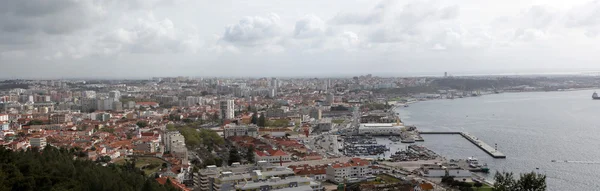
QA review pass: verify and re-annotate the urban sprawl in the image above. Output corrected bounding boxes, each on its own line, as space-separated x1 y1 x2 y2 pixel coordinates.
0 74 597 191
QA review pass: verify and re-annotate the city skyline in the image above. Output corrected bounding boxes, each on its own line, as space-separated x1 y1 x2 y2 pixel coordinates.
3 0 600 78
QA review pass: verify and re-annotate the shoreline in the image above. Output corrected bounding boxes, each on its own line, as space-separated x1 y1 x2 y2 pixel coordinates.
390 87 599 107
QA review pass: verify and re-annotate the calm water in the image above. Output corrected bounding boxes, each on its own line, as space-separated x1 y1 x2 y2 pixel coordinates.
395 90 600 191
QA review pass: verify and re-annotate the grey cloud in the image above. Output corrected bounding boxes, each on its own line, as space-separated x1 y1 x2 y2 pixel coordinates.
294 15 326 38
222 13 282 46
368 3 460 44
565 0 600 37
328 0 393 25
0 0 104 35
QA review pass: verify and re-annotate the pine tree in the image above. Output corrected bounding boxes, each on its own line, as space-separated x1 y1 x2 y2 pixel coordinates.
228 147 241 165
258 114 266 127
246 146 255 163
251 112 258 124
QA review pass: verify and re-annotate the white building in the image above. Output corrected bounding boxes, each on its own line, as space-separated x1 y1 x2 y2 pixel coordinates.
421 164 471 177
223 124 259 138
358 123 404 135
220 99 235 119
186 96 203 106
0 114 8 122
164 131 185 153
108 90 121 101
30 137 47 148
326 158 373 183
255 149 291 164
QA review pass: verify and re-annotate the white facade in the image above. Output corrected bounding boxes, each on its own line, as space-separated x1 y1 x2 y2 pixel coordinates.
422 169 471 177
186 96 203 106
164 131 185 152
325 159 372 183
220 100 235 119
30 137 47 148
358 123 404 135
0 114 8 122
108 90 121 101
223 124 259 138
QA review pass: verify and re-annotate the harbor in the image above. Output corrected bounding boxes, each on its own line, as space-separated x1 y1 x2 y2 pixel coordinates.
419 131 506 158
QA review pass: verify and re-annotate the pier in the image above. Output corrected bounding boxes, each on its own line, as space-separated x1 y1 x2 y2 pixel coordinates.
419 131 506 158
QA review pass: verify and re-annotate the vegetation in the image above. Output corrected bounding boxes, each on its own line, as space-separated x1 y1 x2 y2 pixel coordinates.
26 120 45 126
0 146 179 191
266 119 290 127
228 147 241 165
257 114 266 127
360 103 392 111
246 146 255 163
493 171 546 191
251 112 258 125
332 119 345 124
136 121 148 128
114 157 166 176
176 126 224 152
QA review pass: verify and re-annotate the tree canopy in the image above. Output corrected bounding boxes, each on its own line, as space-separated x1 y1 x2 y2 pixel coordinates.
176 126 224 152
494 171 546 191
0 146 179 191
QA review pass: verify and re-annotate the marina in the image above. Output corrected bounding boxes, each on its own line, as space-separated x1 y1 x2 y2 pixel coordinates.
419 131 506 158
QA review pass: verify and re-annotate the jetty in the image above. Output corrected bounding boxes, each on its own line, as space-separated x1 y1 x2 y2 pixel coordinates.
419 131 506 158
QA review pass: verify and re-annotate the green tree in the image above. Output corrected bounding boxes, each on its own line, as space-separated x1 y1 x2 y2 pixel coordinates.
136 121 148 128
494 171 546 191
516 172 546 191
258 114 266 127
474 182 483 190
228 147 241 165
166 124 176 131
494 172 516 191
251 112 258 124
246 146 255 163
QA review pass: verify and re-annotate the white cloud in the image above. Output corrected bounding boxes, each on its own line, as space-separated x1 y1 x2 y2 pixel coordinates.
329 0 393 25
222 13 282 46
565 0 600 37
294 15 326 38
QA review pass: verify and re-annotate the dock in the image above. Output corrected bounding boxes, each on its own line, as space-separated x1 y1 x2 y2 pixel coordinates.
419 131 506 158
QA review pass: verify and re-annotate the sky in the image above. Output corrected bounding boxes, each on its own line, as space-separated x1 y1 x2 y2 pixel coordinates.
2 0 600 79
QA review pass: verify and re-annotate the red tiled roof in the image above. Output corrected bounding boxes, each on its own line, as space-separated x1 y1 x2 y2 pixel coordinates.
155 177 190 191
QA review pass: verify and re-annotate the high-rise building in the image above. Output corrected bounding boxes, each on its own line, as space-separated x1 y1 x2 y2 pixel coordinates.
108 90 121 101
325 93 334 105
220 100 235 119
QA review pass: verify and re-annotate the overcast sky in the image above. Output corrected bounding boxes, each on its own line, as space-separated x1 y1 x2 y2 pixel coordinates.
2 0 600 79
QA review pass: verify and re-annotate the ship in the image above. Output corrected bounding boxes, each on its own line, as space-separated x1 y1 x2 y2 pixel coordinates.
594 92 600 100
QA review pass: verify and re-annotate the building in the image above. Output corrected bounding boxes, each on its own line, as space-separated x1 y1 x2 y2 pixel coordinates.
108 90 121 101
420 163 471 177
164 131 186 153
325 93 334 105
186 96 203 107
199 161 322 191
266 108 286 118
312 118 332 133
30 137 47 148
220 100 235 119
50 114 69 124
308 108 321 120
223 124 259 138
0 114 8 122
255 149 291 164
325 158 373 184
358 123 405 135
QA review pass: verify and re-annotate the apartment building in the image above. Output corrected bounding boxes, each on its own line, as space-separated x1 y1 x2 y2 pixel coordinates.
223 124 259 138
325 158 373 184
